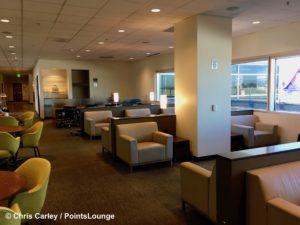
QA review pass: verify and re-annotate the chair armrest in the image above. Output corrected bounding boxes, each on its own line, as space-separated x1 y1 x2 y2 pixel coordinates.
231 124 254 147
153 131 173 159
180 162 212 214
255 122 277 133
117 135 138 164
85 118 95 135
267 198 300 225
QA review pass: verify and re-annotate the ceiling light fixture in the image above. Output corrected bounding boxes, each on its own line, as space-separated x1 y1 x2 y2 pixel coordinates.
85 49 91 52
146 52 151 55
1 19 10 23
129 57 134 60
10 52 16 55
8 45 15 48
76 55 80 58
252 21 261 25
5 35 13 39
169 46 174 49
151 8 160 13
98 41 104 45
118 29 125 33
70 49 74 52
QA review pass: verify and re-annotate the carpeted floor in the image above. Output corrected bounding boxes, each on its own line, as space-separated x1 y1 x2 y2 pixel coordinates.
3 104 215 225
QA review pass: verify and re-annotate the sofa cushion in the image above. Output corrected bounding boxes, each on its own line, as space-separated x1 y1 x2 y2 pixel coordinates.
117 122 158 142
137 142 165 163
124 108 151 117
231 115 257 127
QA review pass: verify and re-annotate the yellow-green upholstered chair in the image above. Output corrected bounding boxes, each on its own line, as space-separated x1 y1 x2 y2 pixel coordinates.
20 121 43 157
0 204 21 225
20 111 34 127
0 116 19 126
0 132 20 162
9 158 51 224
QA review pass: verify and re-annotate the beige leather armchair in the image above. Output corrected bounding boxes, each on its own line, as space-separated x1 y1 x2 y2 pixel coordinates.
124 108 151 117
116 122 173 171
247 161 300 225
84 111 112 139
180 162 216 222
231 115 278 148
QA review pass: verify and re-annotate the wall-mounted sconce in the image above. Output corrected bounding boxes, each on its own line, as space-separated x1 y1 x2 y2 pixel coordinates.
149 91 155 102
113 92 119 103
93 78 98 87
160 94 167 109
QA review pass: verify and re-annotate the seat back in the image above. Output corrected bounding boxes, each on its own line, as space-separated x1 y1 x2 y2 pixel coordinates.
0 132 20 155
21 111 34 127
84 111 112 122
11 158 51 222
0 204 21 225
22 121 44 147
124 108 151 117
0 116 19 126
231 115 257 127
246 161 300 225
117 122 158 142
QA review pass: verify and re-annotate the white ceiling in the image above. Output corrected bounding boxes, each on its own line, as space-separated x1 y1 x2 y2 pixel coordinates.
0 0 299 74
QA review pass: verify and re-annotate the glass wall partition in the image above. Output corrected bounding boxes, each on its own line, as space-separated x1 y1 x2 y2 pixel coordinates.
156 71 174 105
274 56 300 112
231 60 268 110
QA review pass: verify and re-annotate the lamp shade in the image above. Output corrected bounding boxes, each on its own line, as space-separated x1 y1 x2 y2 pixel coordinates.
113 92 119 103
160 94 167 109
149 91 155 101
0 93 7 98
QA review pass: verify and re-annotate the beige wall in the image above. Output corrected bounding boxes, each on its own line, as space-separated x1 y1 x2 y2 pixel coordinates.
255 111 300 144
233 21 300 62
2 75 30 101
132 53 174 100
34 59 137 118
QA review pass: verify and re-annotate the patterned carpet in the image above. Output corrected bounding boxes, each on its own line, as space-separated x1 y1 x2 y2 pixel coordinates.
3 115 215 225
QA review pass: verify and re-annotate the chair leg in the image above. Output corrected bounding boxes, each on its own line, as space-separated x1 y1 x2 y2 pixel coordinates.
36 147 41 157
182 200 186 211
14 151 19 162
33 147 37 157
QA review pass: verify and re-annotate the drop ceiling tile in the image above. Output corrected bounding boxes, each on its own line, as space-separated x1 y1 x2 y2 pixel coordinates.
57 15 91 25
60 5 98 17
0 0 20 10
66 0 108 8
24 0 63 13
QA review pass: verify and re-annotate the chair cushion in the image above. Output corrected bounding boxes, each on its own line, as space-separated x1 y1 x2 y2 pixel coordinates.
137 142 165 163
117 122 158 142
0 150 10 158
231 115 257 127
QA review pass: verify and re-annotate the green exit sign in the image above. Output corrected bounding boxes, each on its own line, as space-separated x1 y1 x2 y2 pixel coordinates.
16 73 21 78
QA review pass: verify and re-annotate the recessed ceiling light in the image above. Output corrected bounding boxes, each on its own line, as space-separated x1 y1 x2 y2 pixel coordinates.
146 52 151 55
70 49 74 52
151 8 160 13
98 41 104 45
85 49 91 52
118 29 125 33
5 35 13 39
129 57 134 60
76 55 80 58
8 45 15 48
1 19 10 23
10 52 16 55
169 46 174 49
252 21 261 25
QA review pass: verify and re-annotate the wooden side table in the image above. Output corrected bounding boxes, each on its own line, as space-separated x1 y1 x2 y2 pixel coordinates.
173 137 190 162
0 171 27 201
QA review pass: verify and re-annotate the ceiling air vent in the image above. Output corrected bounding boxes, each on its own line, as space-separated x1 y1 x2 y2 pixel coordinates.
163 27 174 32
99 56 114 59
49 37 70 43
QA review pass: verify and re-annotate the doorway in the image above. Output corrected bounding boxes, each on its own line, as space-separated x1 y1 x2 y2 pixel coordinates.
13 83 23 101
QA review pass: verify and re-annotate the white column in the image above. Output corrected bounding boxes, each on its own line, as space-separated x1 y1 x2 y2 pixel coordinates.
175 15 232 157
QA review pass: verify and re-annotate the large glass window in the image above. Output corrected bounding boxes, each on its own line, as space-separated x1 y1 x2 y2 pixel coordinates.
231 61 268 110
156 71 174 104
275 56 300 112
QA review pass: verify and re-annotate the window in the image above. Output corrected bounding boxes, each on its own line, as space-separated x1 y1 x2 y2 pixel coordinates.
231 61 268 110
156 71 174 104
274 56 300 112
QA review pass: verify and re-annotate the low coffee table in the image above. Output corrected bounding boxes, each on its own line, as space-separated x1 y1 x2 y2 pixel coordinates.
0 171 27 200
